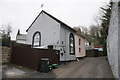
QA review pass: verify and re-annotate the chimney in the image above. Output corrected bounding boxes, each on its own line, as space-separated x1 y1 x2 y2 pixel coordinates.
17 29 20 35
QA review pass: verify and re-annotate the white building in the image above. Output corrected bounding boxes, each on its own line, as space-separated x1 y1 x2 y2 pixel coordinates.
16 29 27 44
16 10 77 61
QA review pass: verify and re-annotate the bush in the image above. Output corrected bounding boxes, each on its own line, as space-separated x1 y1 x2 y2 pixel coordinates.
98 51 103 56
86 49 103 57
2 37 11 47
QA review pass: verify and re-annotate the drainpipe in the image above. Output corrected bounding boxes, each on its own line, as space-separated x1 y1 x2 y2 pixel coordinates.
65 26 67 62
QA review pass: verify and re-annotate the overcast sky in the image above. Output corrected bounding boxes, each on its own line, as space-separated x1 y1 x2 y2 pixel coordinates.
1 0 110 40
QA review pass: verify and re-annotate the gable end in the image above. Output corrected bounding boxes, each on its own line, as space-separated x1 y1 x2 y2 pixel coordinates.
26 10 76 32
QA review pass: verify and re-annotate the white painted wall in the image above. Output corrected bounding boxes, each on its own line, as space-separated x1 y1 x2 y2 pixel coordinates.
16 34 27 44
59 25 66 61
60 25 76 61
16 40 26 44
26 12 76 61
107 2 118 78
26 12 60 47
118 3 120 80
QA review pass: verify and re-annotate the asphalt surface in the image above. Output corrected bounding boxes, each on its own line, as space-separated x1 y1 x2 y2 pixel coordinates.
2 56 114 78
57 57 113 78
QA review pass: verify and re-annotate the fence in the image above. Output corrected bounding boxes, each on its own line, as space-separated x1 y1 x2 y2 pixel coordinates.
86 50 103 57
11 46 60 71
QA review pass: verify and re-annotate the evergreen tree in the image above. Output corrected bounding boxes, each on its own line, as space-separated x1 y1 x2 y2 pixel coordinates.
100 2 113 56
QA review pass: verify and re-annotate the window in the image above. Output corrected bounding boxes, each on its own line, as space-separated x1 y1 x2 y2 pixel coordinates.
79 39 80 45
69 33 75 55
48 45 53 49
79 48 81 52
79 39 81 52
32 31 41 47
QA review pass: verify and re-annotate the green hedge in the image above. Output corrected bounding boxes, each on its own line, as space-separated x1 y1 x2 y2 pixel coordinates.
86 50 103 57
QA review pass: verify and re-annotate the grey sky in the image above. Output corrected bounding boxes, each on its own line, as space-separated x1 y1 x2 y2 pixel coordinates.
1 0 109 40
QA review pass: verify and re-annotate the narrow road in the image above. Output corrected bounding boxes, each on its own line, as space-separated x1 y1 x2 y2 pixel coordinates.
2 56 114 78
57 57 113 78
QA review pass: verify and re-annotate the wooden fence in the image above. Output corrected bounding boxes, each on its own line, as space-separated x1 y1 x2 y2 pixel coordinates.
11 46 60 71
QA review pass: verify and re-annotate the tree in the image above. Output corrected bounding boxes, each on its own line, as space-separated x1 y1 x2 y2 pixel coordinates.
75 26 89 37
88 24 102 46
73 27 81 34
99 2 113 56
73 26 86 37
80 26 88 35
0 23 12 47
73 25 102 46
89 25 101 37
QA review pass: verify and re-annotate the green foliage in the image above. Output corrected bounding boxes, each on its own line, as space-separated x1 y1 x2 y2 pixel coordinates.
0 23 12 47
86 25 102 46
1 34 11 47
98 51 103 56
75 26 102 47
118 1 120 6
99 2 113 56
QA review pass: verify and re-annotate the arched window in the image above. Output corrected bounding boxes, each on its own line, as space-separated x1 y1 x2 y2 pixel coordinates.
32 31 41 47
69 33 75 55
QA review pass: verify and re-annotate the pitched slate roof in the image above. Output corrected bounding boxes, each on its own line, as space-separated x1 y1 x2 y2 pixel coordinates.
26 10 76 32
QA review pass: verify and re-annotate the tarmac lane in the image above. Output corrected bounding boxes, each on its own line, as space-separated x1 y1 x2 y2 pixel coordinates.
57 57 113 78
2 56 114 79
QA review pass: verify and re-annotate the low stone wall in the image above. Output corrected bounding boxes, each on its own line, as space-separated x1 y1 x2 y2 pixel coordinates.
2 46 11 63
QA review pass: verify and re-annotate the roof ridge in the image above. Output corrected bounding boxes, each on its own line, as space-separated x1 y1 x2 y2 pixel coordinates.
26 10 76 32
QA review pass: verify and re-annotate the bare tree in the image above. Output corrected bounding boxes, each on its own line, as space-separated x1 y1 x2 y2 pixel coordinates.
0 23 12 38
79 26 88 35
93 14 101 27
89 25 101 37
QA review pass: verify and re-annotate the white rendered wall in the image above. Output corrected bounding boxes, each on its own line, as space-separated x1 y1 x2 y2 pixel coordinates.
107 2 118 78
26 13 60 47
